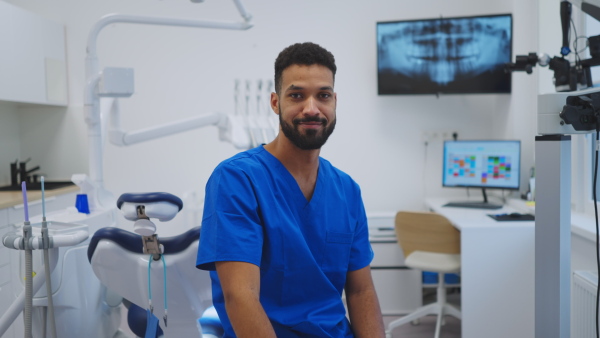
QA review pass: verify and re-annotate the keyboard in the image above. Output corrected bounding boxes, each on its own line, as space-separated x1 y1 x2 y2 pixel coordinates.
443 202 502 210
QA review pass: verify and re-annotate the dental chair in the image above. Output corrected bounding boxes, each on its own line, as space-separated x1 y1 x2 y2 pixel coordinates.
87 192 220 337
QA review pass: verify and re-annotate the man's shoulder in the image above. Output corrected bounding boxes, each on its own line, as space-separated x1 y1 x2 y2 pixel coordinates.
216 146 267 171
319 157 360 188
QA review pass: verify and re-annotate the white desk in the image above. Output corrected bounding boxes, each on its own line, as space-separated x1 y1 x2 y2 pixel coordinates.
425 198 535 338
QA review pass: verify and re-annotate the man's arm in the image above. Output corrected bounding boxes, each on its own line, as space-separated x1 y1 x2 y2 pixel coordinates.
345 265 385 337
215 261 277 338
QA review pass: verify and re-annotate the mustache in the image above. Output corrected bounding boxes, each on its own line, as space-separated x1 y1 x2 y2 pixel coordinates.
293 116 328 124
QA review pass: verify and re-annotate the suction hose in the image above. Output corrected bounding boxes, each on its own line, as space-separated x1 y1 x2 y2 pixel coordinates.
42 219 57 338
23 222 33 338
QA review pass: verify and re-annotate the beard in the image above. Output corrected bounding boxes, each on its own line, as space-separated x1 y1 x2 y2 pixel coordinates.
278 105 336 150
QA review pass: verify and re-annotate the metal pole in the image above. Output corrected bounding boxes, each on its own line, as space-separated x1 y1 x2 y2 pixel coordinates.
535 135 571 338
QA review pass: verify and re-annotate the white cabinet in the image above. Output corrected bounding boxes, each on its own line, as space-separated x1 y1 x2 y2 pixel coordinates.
370 238 423 316
0 208 17 338
0 1 68 106
6 192 76 224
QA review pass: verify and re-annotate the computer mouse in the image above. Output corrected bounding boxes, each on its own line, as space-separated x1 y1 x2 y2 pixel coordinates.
509 213 521 218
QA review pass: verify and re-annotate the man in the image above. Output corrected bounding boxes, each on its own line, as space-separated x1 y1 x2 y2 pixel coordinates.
196 42 385 337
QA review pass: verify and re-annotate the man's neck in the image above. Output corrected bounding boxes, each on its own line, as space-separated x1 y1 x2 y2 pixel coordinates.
264 136 320 200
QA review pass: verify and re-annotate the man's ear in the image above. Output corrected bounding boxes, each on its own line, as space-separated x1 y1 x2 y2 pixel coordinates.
270 92 279 114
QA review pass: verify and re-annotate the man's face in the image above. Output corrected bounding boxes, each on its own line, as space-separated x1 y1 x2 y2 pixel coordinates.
272 64 337 150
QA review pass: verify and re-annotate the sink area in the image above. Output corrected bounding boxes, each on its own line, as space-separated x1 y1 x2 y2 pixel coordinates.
0 181 75 192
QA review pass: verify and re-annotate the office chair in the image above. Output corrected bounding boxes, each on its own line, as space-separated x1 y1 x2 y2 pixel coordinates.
385 211 461 338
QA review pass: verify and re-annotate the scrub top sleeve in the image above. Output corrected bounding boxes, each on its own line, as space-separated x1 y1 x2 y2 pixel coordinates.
348 190 374 271
196 162 263 271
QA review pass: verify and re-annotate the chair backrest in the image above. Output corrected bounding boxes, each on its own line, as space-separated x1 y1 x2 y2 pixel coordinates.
394 211 460 258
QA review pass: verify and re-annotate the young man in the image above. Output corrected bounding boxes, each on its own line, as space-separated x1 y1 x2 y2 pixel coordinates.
196 42 385 337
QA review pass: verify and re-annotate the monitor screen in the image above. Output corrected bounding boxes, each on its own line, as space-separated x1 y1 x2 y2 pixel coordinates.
377 14 512 95
442 140 520 190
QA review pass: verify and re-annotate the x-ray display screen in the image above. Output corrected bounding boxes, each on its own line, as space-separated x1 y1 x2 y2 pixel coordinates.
377 14 512 95
442 140 520 190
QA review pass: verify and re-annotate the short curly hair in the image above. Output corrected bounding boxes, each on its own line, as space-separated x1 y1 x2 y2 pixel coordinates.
274 42 337 95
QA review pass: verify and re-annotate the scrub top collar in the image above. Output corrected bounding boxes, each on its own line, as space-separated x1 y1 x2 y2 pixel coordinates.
259 145 324 208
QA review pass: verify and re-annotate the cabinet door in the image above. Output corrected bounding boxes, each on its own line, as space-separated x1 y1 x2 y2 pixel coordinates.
0 208 14 331
371 240 407 267
0 1 67 105
7 192 76 224
372 268 422 316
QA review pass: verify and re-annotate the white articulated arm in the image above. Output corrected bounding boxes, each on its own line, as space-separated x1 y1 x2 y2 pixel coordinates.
108 110 228 147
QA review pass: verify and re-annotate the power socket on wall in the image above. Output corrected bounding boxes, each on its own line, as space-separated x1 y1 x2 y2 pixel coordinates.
421 130 458 143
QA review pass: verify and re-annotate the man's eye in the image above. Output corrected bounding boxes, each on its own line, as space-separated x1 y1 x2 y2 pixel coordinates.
290 93 302 99
320 93 332 99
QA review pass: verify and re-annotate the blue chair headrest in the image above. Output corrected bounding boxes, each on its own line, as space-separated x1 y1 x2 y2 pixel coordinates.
117 192 183 211
87 226 200 263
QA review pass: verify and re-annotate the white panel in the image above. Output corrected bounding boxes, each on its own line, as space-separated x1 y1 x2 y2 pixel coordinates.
41 19 65 60
0 1 18 102
10 4 44 103
0 218 11 271
371 240 406 266
0 1 66 105
45 58 68 103
5 193 74 224
572 271 597 338
0 207 8 227
372 269 422 316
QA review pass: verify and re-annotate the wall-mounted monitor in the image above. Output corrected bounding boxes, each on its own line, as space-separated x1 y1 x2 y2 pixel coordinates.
442 140 520 209
377 14 512 95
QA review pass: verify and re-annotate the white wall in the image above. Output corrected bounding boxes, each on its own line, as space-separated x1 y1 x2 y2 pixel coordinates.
0 102 21 185
2 0 539 223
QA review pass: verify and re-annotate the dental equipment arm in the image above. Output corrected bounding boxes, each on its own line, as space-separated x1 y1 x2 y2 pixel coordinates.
83 0 253 209
106 99 252 149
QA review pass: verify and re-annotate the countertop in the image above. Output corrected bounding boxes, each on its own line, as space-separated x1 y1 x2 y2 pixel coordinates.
0 185 79 209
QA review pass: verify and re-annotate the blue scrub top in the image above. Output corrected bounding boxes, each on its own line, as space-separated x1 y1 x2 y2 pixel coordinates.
196 146 373 337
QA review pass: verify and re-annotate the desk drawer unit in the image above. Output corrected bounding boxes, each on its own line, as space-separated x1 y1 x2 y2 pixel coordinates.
371 239 422 315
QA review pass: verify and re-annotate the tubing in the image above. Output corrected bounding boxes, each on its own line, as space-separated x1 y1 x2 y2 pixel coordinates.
44 248 57 338
42 223 57 338
24 222 33 338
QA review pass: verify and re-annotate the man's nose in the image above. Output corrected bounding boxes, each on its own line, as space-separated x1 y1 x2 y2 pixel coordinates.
302 96 320 115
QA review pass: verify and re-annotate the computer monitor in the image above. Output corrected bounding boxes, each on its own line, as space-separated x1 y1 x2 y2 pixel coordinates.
442 140 521 209
377 13 512 95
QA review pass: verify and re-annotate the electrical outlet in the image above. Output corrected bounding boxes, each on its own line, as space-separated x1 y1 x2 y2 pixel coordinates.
421 130 459 143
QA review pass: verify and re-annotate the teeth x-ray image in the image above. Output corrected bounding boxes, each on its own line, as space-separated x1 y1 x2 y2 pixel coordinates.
377 14 512 94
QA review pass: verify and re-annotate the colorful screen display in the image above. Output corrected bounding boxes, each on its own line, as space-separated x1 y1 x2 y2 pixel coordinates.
377 14 512 95
442 140 520 190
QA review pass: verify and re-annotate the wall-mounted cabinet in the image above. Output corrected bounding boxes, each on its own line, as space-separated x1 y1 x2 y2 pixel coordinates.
0 1 68 106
